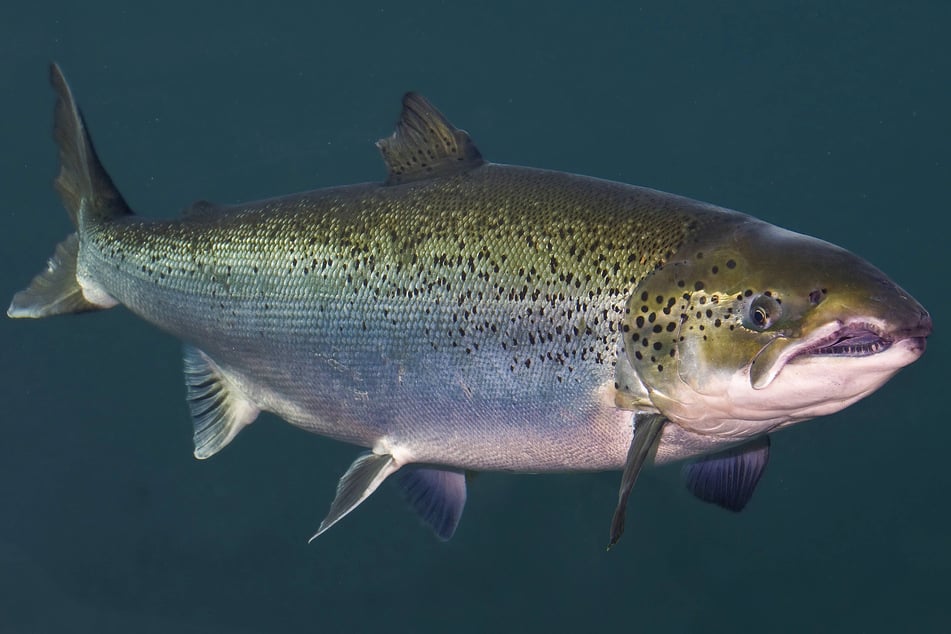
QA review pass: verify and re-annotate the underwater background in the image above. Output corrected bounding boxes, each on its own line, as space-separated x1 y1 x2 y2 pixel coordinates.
1 2 948 632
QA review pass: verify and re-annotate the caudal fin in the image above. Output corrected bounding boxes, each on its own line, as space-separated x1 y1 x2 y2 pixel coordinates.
8 63 131 319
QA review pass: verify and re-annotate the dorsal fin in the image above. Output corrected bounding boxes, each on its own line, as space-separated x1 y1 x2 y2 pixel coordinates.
376 92 484 185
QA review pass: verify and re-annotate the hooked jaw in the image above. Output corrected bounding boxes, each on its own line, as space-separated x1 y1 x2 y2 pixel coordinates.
753 311 931 391
795 315 930 359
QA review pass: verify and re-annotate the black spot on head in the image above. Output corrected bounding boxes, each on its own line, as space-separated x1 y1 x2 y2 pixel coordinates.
666 322 676 332
694 281 705 291
705 309 712 318
641 291 649 301
636 316 645 328
744 289 753 297
677 280 686 288
655 295 664 304
726 259 736 269
635 350 643 360
652 324 663 333
809 289 826 305
653 341 662 350
711 265 719 274
648 312 656 323
657 364 664 372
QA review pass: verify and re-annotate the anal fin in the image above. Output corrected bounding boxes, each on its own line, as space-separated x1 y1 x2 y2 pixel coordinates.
183 345 260 459
683 435 771 512
310 452 399 542
396 467 467 541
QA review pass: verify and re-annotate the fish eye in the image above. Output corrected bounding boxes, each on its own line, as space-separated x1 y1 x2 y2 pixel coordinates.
745 294 781 331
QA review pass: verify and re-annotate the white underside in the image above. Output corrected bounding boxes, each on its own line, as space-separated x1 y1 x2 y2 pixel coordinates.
78 269 119 309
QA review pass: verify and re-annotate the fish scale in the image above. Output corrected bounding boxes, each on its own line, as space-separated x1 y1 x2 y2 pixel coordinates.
82 166 712 468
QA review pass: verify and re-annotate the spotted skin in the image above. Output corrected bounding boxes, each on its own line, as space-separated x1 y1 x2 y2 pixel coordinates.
78 165 738 470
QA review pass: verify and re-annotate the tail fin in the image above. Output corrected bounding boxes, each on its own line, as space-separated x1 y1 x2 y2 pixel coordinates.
8 63 131 319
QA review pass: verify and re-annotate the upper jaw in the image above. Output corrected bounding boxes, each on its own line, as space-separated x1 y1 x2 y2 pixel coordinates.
793 321 892 359
750 313 931 390
795 310 932 360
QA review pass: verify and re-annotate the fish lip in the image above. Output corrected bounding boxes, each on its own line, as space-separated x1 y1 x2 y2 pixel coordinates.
790 321 893 359
791 311 932 361
750 318 918 390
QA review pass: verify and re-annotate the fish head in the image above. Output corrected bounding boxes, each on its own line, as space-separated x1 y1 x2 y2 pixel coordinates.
620 218 931 439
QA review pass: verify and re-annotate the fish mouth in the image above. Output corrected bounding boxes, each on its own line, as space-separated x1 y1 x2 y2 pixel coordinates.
792 322 892 358
750 317 929 390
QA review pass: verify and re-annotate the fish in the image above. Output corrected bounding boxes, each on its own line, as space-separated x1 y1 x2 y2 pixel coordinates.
8 64 932 547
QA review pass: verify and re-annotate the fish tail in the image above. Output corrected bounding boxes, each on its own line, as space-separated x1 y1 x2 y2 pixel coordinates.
8 63 131 319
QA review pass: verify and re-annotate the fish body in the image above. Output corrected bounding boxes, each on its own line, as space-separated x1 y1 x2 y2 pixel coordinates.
9 66 931 543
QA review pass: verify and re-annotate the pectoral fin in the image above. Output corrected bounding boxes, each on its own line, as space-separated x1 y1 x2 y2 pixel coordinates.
396 467 467 540
310 452 399 542
683 435 770 512
608 412 666 549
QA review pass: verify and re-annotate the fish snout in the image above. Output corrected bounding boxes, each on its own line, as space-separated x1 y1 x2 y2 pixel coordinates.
897 309 932 339
891 309 931 356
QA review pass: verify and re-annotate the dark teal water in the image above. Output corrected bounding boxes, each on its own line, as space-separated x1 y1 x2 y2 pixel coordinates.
2 3 948 632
